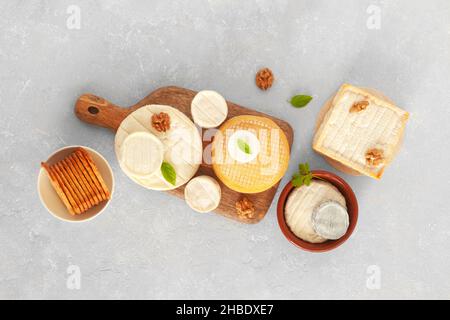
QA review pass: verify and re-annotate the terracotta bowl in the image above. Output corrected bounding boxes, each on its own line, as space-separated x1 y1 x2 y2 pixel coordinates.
277 170 358 252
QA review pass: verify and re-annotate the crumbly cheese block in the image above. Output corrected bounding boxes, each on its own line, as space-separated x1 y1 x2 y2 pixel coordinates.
212 115 290 194
285 180 346 244
119 131 163 179
312 201 349 240
115 105 202 190
184 175 221 213
313 84 409 179
191 90 228 128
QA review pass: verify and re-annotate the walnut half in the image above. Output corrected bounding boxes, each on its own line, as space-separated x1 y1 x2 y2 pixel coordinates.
236 197 255 219
151 112 171 132
350 100 369 113
365 148 384 166
255 68 274 91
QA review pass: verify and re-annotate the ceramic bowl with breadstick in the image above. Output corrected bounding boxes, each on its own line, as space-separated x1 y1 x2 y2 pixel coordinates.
38 146 114 222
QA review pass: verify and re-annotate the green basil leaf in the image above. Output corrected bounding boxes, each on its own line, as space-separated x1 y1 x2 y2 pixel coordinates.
237 139 251 154
161 161 176 186
290 95 313 108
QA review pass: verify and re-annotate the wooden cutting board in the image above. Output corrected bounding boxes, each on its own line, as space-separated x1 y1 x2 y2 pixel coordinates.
75 86 293 224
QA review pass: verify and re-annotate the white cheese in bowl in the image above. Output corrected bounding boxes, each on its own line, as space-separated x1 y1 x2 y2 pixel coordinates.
312 201 349 240
284 180 348 243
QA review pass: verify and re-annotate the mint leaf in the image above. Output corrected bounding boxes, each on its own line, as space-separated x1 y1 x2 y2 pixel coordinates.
292 173 303 187
161 161 176 185
304 174 312 186
292 162 314 187
290 95 313 108
237 139 251 154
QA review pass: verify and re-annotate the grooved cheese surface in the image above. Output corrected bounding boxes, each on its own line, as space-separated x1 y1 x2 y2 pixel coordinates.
211 115 290 194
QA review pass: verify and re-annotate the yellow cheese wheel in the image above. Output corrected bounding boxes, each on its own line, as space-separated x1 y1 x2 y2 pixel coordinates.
212 115 290 194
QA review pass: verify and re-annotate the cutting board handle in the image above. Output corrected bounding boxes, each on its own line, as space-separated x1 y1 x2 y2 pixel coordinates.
74 94 130 131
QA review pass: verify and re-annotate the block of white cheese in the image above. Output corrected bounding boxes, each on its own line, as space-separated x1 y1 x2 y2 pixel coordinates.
119 131 164 179
115 105 202 190
284 180 347 244
313 84 409 179
312 201 349 240
184 175 221 213
191 90 228 128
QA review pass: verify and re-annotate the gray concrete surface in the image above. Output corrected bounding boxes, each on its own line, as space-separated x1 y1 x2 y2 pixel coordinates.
1 0 449 299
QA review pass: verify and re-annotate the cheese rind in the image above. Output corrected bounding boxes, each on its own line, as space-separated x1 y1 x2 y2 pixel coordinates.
115 105 202 190
119 131 163 178
191 90 228 128
312 201 349 240
313 84 409 179
184 175 221 213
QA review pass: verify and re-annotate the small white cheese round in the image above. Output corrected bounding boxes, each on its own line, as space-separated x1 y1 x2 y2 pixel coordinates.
227 130 260 163
312 201 349 240
191 90 228 128
119 131 164 179
184 175 221 213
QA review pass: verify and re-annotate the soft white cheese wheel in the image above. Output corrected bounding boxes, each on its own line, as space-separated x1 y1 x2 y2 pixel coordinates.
184 175 221 213
115 105 202 191
312 201 349 240
119 131 164 178
191 90 228 128
284 180 346 243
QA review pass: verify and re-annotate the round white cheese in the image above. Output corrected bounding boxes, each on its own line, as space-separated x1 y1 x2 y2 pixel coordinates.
312 201 349 240
184 175 221 213
227 130 260 163
115 105 202 191
284 180 347 243
191 90 228 128
119 131 163 179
